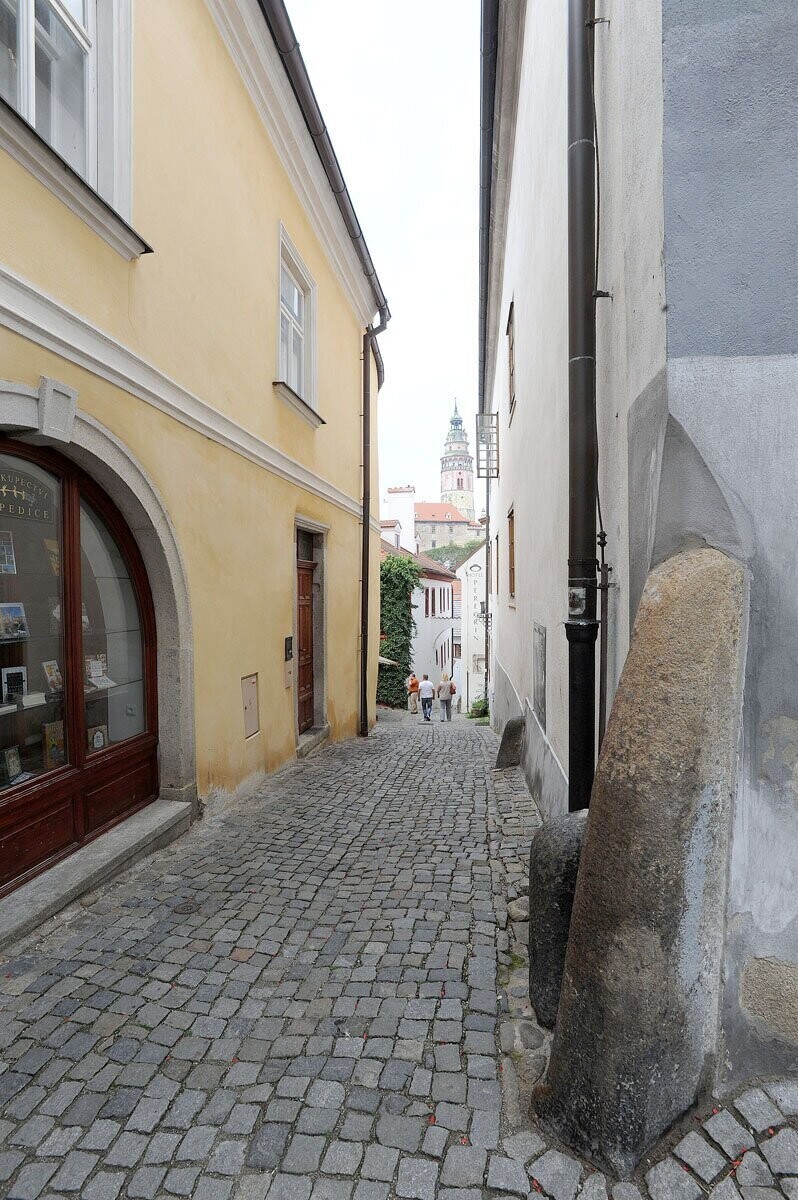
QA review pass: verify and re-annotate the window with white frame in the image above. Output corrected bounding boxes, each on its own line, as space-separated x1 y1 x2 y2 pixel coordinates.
0 0 131 214
278 232 316 407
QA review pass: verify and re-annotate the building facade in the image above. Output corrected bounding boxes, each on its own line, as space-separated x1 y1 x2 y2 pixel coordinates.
481 0 796 1118
379 541 455 686
414 503 478 554
456 542 487 712
0 0 387 897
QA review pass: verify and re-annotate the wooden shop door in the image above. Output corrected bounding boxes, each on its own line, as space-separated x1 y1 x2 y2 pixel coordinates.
297 560 315 735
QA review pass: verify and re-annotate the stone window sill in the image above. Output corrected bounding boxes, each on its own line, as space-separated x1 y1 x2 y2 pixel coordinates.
273 381 326 428
0 97 151 262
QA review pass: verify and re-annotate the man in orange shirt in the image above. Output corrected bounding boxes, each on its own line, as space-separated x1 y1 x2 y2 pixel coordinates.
406 672 420 714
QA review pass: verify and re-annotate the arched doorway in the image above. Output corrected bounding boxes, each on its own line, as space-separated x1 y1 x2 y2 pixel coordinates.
0 440 158 894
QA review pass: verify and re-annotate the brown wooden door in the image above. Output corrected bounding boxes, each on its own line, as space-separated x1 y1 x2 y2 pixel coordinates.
297 561 315 734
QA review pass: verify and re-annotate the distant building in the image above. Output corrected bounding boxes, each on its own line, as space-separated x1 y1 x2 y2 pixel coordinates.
414 502 480 553
379 541 456 683
381 486 417 553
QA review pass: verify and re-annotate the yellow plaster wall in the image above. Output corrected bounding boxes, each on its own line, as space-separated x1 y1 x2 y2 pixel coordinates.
0 0 384 794
0 0 366 501
0 329 381 794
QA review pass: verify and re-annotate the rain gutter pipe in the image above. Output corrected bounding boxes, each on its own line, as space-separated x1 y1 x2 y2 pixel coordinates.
565 0 599 810
256 0 390 738
479 0 498 708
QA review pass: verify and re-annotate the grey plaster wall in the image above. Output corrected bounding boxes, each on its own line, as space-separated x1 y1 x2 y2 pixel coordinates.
521 700 568 821
662 0 798 357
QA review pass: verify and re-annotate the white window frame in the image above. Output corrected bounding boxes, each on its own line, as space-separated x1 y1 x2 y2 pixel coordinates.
275 225 318 419
0 0 135 246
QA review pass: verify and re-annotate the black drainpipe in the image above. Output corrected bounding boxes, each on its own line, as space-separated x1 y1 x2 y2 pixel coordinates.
565 0 599 810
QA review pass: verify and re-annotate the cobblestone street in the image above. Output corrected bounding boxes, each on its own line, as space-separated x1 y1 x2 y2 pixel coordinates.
1 715 796 1200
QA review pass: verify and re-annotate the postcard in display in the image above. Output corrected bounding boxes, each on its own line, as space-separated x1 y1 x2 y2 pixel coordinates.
43 538 60 577
85 653 115 690
1 745 22 783
88 724 109 751
21 691 46 708
0 531 16 575
43 720 65 769
42 660 63 691
0 602 30 641
1 665 27 704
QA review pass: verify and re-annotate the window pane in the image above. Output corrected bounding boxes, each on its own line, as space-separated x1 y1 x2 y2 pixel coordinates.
60 0 86 26
35 0 87 176
280 312 290 382
0 0 19 109
291 326 303 395
280 265 303 324
0 456 67 790
81 499 145 748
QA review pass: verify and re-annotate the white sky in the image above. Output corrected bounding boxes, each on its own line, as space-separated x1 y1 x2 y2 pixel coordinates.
287 0 484 513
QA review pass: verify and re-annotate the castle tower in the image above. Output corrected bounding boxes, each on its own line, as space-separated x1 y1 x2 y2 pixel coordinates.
440 402 475 520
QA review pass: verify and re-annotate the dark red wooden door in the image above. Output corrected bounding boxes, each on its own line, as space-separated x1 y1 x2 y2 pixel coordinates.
0 441 158 896
297 561 315 735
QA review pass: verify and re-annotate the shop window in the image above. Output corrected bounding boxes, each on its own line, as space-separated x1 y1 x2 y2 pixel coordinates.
0 441 157 894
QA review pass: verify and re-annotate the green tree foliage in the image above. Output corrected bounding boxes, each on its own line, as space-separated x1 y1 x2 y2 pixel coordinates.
424 539 485 571
377 554 422 707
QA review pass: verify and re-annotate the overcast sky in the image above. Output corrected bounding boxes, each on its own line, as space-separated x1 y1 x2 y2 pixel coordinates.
287 0 483 511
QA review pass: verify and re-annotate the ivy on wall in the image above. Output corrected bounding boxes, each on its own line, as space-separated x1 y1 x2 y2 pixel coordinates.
377 554 422 708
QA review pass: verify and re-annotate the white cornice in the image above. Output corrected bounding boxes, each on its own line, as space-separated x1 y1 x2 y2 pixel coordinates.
204 0 375 328
0 265 365 521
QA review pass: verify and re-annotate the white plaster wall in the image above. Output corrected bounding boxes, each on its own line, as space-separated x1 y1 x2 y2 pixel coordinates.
457 545 486 710
410 577 454 684
487 1 666 788
381 488 416 553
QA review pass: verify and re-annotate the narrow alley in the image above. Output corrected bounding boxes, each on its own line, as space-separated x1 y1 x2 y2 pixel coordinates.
0 717 796 1200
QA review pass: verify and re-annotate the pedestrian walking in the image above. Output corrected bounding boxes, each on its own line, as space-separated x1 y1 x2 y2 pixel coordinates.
406 672 420 714
437 673 456 721
418 674 435 722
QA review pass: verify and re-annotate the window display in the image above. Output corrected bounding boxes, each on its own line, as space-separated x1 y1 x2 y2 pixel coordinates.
0 457 66 791
0 442 157 895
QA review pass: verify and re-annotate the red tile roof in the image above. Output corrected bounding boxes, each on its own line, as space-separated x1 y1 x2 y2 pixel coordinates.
414 503 470 522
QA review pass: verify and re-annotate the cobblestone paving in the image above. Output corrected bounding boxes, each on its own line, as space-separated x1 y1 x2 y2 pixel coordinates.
0 713 796 1200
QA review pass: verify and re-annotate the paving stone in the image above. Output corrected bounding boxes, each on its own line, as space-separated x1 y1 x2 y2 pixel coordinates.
50 1150 98 1192
738 1189 781 1200
578 1174 608 1199
269 1174 313 1200
707 1180 741 1200
764 1080 798 1116
733 1088 785 1133
704 1111 757 1159
673 1131 728 1182
736 1151 774 1187
503 1131 545 1164
283 1133 326 1174
127 1165 168 1198
322 1140 364 1175
375 1114 424 1152
209 1138 247 1175
312 1181 354 1200
645 1156 702 1200
610 1186 641 1200
163 1165 201 1195
760 1128 798 1175
353 1183 390 1200
440 1146 487 1187
362 1144 400 1181
5 1160 58 1200
247 1122 291 1169
486 1153 529 1194
396 1155 439 1200
782 1180 798 1200
83 1172 126 1200
528 1149 582 1200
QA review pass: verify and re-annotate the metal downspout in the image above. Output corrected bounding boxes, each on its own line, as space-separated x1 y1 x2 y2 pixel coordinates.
359 317 387 738
565 0 599 810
